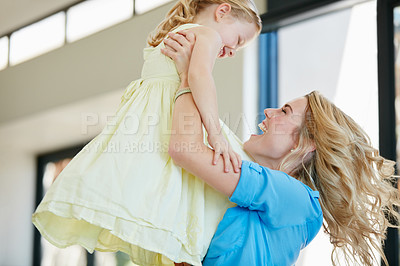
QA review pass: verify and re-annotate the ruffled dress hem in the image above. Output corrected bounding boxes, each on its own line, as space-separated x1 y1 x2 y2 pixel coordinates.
33 200 202 265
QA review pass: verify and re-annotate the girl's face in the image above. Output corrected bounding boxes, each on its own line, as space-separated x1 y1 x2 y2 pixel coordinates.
243 97 309 170
215 17 259 58
209 3 259 58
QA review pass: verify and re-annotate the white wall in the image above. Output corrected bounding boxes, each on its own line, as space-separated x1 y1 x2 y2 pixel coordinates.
278 1 379 265
0 152 36 265
0 1 266 265
0 90 123 266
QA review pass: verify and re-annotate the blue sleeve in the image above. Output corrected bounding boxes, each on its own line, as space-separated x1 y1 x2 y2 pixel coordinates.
230 160 322 228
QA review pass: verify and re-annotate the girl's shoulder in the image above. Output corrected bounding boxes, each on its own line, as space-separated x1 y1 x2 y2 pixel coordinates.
170 23 202 32
171 23 220 40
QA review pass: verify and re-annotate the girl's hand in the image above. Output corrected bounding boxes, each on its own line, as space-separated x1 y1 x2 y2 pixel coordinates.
161 30 196 83
207 134 242 173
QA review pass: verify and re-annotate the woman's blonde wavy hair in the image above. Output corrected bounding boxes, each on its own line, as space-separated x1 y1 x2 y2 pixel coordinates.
147 0 261 47
279 91 400 265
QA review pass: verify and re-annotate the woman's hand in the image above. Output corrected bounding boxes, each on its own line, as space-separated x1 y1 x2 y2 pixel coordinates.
161 30 195 85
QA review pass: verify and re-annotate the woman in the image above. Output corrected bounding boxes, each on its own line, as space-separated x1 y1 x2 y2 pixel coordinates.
162 32 400 265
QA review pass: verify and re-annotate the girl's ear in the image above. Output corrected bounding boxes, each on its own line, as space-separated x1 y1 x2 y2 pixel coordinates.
215 3 232 22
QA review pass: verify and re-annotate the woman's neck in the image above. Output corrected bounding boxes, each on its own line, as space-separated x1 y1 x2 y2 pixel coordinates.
251 155 299 177
252 155 280 171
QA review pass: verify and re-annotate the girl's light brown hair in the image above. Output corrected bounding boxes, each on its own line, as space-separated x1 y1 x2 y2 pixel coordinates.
280 91 400 265
147 0 262 47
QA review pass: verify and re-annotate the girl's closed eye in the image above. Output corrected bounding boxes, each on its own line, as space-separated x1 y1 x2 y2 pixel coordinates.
281 107 287 114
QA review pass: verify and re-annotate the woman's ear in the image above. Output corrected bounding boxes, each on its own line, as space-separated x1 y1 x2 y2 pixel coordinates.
308 141 316 153
215 3 232 22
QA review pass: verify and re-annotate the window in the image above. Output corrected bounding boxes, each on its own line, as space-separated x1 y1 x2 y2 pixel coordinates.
9 12 65 65
1 0 175 69
135 0 172 15
67 0 133 42
278 1 379 148
33 145 137 266
271 1 379 264
0 36 8 70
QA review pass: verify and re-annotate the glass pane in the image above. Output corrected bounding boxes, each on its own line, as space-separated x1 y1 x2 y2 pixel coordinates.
135 0 172 15
0 36 8 70
67 0 133 42
278 1 379 263
9 12 65 65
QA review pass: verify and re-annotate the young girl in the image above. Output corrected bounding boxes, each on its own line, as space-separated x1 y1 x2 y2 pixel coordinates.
32 1 261 265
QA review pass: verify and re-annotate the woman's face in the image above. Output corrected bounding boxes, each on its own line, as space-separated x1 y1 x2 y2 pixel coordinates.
243 97 308 169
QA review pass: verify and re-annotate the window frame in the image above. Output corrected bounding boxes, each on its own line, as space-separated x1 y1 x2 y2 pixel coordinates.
32 143 91 266
377 0 400 264
258 31 278 130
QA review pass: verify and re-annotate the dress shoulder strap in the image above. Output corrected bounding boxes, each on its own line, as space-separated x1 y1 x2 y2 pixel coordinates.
171 23 201 33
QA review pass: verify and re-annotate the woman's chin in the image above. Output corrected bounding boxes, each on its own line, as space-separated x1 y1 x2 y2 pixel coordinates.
246 133 263 143
243 137 257 156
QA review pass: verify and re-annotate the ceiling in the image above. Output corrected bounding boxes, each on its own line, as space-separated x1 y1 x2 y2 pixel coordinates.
0 0 81 37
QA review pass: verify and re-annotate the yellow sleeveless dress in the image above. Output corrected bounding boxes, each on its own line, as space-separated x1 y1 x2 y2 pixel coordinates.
32 23 252 266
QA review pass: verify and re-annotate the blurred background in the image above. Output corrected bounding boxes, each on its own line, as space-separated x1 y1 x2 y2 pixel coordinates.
0 0 399 265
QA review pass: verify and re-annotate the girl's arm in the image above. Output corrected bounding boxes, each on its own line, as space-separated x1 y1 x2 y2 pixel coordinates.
169 27 240 173
169 89 241 197
186 26 221 137
162 30 241 195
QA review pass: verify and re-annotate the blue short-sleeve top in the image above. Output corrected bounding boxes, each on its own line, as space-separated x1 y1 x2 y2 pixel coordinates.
202 160 323 266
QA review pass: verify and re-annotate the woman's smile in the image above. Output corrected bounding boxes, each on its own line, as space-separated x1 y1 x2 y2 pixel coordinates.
258 121 268 133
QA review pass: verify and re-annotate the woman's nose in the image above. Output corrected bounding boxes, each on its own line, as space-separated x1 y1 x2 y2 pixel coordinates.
264 108 272 118
264 108 278 118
